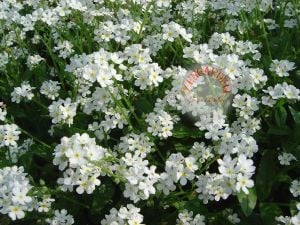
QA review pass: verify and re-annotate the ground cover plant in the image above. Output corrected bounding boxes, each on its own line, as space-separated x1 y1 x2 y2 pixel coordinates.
0 0 300 224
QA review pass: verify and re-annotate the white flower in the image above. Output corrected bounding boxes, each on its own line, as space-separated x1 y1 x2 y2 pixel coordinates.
276 215 292 225
96 64 115 87
278 152 297 166
48 98 77 125
232 94 259 119
124 44 152 65
283 85 300 100
65 147 85 166
218 155 238 178
40 80 61 100
264 83 300 100
156 0 171 8
46 209 74 225
0 124 21 147
133 63 163 89
12 187 32 205
11 82 35 103
176 210 205 225
0 102 7 121
8 205 25 221
261 95 276 107
291 212 300 225
53 133 107 194
54 40 74 59
119 152 160 202
284 19 297 28
249 68 267 85
236 173 254 194
290 180 300 197
26 54 44 69
0 166 33 220
228 213 240 224
270 59 295 77
101 204 144 225
146 109 175 139
37 196 54 213
236 154 255 175
162 21 192 42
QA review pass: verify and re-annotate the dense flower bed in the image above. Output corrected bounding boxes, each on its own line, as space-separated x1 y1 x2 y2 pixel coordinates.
0 0 299 224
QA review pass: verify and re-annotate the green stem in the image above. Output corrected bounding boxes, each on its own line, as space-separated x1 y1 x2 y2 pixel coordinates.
107 88 134 131
50 190 90 209
116 84 142 127
198 156 219 174
5 118 51 149
7 147 13 165
135 2 152 42
32 98 48 111
19 126 52 149
40 37 66 91
257 7 273 61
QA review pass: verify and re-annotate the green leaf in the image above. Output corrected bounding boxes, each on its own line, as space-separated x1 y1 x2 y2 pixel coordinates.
31 144 52 160
91 179 115 214
19 152 33 171
288 106 300 124
172 124 203 138
259 203 282 225
267 126 290 135
281 124 300 156
275 106 287 127
290 200 299 216
0 217 10 225
172 201 186 210
282 142 300 158
256 150 278 201
135 97 153 114
183 197 208 215
174 143 187 152
275 173 292 183
237 188 257 217
0 158 10 168
7 105 27 118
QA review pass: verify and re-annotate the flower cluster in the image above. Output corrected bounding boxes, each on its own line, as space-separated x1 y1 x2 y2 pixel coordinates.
48 98 77 126
40 80 61 100
116 133 154 157
270 59 295 77
101 204 144 225
276 203 300 225
263 82 300 101
11 81 34 103
278 152 297 166
37 196 55 213
27 55 44 69
5 139 33 163
110 133 159 202
158 153 199 195
0 0 299 224
194 154 255 203
0 123 21 148
54 41 74 59
290 180 300 198
232 94 259 120
0 166 32 220
146 109 176 139
53 133 108 194
176 210 205 225
162 21 192 43
46 209 74 225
